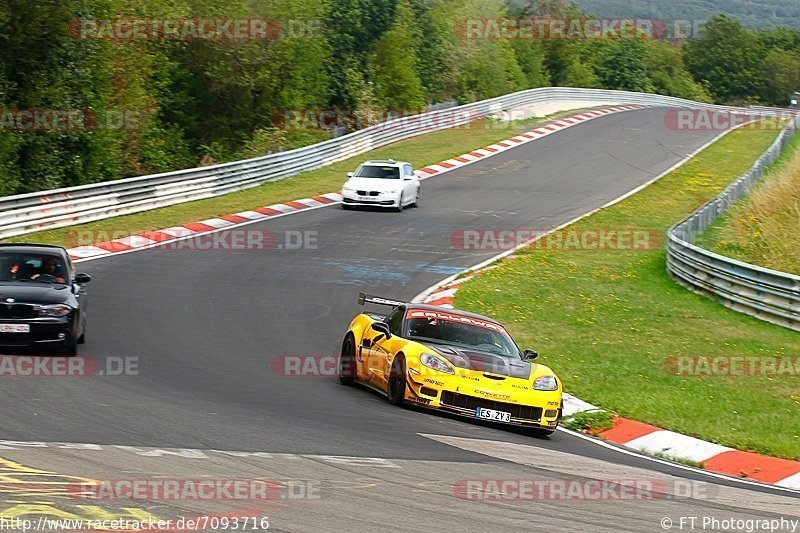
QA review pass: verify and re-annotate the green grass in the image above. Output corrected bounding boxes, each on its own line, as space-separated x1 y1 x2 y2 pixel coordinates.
651 452 705 469
5 114 576 248
455 126 800 461
695 133 800 274
562 410 615 434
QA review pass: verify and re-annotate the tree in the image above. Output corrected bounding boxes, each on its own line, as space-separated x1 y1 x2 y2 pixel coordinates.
596 40 652 92
323 0 397 108
0 0 123 192
683 16 765 103
759 48 800 105
645 40 711 102
433 0 526 100
371 1 426 111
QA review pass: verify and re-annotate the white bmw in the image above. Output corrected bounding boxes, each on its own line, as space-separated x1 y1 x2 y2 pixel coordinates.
341 160 420 211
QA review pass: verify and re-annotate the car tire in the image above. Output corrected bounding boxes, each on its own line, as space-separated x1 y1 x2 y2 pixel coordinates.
529 427 557 437
342 204 353 210
338 334 356 385
64 336 78 357
410 189 420 208
387 354 407 405
77 326 86 344
394 195 404 212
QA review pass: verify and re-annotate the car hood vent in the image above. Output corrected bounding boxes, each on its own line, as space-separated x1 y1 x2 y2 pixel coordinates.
428 345 530 379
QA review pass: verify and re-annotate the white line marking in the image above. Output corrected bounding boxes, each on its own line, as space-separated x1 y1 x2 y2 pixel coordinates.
197 218 234 229
557 427 800 495
624 430 734 463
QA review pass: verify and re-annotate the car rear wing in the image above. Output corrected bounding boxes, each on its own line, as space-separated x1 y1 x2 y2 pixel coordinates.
358 292 405 307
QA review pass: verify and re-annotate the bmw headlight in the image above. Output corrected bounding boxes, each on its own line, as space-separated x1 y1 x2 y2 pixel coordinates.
36 304 73 318
533 375 558 391
420 353 455 374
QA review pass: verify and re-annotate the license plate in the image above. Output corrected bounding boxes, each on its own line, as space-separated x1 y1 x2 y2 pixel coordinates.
0 324 30 333
476 407 511 423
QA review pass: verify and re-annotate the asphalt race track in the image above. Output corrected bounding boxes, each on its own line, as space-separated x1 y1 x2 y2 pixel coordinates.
2 108 798 532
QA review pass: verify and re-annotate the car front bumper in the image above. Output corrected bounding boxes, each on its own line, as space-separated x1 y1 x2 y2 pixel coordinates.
0 316 77 352
404 370 562 430
341 191 399 208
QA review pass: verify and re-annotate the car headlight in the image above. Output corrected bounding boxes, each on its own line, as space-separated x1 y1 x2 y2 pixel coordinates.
36 304 73 318
420 353 455 374
533 375 558 391
342 187 355 193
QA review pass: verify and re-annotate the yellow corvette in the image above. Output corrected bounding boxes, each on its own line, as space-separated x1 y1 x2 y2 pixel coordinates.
338 293 563 436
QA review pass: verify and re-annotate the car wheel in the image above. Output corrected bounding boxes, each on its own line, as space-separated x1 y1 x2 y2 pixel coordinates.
394 195 404 212
342 204 353 210
64 336 78 357
338 334 356 385
77 325 86 344
529 426 557 437
387 354 407 405
411 189 420 208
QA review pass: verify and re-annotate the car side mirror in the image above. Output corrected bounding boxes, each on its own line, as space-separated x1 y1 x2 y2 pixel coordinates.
371 321 392 340
347 172 354 178
523 349 538 361
74 273 92 284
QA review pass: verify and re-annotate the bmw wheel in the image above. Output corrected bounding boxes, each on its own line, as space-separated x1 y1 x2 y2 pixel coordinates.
77 323 86 344
64 336 78 357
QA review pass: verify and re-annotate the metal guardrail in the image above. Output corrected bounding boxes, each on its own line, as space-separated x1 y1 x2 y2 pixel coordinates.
667 123 800 332
0 88 736 240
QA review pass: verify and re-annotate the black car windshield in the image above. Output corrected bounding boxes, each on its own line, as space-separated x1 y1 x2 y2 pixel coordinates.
405 313 521 358
0 252 69 284
354 165 400 179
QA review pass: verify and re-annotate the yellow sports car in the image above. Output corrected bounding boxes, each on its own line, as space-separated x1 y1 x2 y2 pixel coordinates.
338 293 563 436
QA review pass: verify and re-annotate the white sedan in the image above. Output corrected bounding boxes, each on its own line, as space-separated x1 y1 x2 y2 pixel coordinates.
341 160 420 211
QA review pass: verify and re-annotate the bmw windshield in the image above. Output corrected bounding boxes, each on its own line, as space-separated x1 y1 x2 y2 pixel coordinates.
353 165 401 179
0 252 69 285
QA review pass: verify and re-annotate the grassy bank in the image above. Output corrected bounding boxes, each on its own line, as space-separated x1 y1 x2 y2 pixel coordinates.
5 113 575 248
695 133 800 275
454 125 800 460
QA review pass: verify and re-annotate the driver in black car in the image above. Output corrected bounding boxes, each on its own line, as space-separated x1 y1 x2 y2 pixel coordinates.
31 257 67 283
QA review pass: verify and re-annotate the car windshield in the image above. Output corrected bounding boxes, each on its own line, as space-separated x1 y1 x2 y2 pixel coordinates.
405 314 521 358
354 165 400 179
0 252 69 285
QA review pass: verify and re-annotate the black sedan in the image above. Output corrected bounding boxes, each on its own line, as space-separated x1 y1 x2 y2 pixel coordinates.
0 244 91 356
